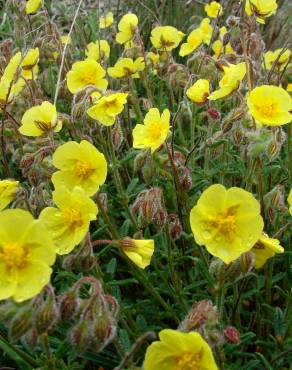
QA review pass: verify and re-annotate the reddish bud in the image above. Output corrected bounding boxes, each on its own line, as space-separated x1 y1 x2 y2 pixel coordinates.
207 108 220 120
224 326 240 344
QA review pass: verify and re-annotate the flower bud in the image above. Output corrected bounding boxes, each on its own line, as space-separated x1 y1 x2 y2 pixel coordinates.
178 166 192 191
9 309 32 343
222 33 231 46
223 326 240 344
59 291 79 322
111 123 124 151
168 214 183 240
240 252 254 274
207 108 220 120
209 258 241 282
132 187 167 227
20 154 35 169
34 287 58 335
226 16 239 28
69 321 91 353
179 300 218 332
215 59 230 71
134 150 150 172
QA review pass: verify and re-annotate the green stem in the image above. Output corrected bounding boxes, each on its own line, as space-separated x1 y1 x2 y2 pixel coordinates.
0 334 38 369
288 123 292 180
106 127 138 228
129 78 143 122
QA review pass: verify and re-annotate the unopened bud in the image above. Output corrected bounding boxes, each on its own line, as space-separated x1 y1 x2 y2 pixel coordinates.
168 214 183 240
222 33 231 46
215 59 230 71
223 326 240 344
207 108 220 120
59 292 79 322
70 321 91 353
134 150 150 173
226 15 239 28
34 291 58 335
179 300 218 332
20 154 35 169
240 252 254 274
178 166 192 191
9 310 32 343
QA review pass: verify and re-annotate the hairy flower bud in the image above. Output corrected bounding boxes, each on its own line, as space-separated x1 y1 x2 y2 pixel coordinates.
9 309 32 343
208 108 221 120
179 300 218 332
59 291 79 322
168 214 183 240
69 321 92 353
33 286 58 335
132 187 167 227
240 252 254 274
223 326 240 344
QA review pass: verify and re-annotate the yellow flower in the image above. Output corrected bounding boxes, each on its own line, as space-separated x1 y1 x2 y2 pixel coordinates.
247 85 292 126
87 93 128 126
288 189 292 215
51 36 71 60
120 238 154 269
179 28 203 57
0 180 19 211
190 184 264 264
150 26 185 51
21 48 39 80
100 12 114 29
287 83 292 93
85 40 110 62
245 0 277 24
19 101 62 137
143 329 218 370
146 52 160 66
199 18 213 45
251 233 284 269
108 57 145 79
39 186 98 255
263 49 291 71
0 209 55 302
0 53 25 105
212 39 234 59
61 35 71 45
66 59 108 94
208 62 246 100
212 27 234 59
186 79 210 104
132 108 171 153
116 13 138 45
205 1 223 18
52 140 107 196
25 0 42 14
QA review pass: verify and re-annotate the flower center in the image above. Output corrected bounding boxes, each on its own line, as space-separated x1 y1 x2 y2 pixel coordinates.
148 122 163 141
177 350 203 370
0 242 29 271
81 73 97 86
34 120 53 132
75 161 94 180
62 208 84 230
256 102 277 119
160 35 175 48
210 207 238 240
